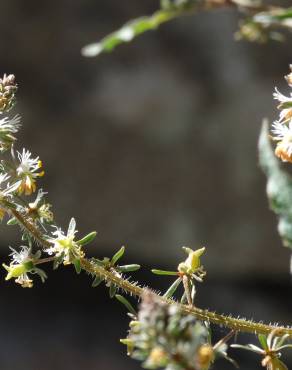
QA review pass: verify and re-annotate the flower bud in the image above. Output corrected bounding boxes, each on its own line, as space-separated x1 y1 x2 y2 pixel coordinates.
178 247 205 274
197 344 214 370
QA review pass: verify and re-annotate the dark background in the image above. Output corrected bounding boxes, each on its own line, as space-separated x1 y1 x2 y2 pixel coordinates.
0 1 291 369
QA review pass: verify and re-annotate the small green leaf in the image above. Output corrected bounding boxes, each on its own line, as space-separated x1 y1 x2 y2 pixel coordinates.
73 259 81 274
111 246 125 265
92 258 105 267
76 231 97 246
7 217 17 225
180 291 187 304
151 269 178 276
92 275 103 287
34 267 47 283
115 294 137 315
258 334 268 350
109 283 117 298
117 264 140 272
163 277 182 298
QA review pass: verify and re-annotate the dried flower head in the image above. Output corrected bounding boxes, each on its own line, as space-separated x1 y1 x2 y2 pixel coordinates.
0 74 17 113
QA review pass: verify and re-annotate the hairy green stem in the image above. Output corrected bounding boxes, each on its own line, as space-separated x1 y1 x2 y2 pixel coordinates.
3 204 292 336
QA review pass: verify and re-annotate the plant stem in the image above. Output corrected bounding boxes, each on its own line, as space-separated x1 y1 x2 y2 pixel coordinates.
3 204 292 336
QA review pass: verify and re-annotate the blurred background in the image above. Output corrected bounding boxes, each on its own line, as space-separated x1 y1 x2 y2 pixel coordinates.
0 1 291 369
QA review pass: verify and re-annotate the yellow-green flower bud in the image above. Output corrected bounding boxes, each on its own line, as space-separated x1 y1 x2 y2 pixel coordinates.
178 247 205 274
197 344 214 370
3 260 34 280
3 263 26 280
120 338 134 356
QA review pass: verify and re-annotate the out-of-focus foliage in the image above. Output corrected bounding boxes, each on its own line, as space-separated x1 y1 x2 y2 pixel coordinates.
82 1 292 57
259 121 292 250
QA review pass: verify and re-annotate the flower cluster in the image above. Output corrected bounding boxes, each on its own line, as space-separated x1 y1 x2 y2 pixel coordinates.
0 74 17 113
0 75 98 284
271 66 292 163
0 70 291 370
121 291 234 370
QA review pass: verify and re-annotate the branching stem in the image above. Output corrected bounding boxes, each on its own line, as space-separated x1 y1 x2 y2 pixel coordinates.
3 203 292 337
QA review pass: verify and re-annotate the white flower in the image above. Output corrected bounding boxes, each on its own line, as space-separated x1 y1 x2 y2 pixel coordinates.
273 88 292 123
16 149 44 195
0 173 21 219
271 120 292 141
271 120 292 162
9 245 31 264
273 87 292 104
2 246 46 288
47 218 84 265
0 114 21 132
0 114 21 151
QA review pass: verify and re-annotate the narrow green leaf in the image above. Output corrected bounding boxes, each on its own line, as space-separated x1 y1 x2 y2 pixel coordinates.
111 246 125 265
73 259 81 274
115 294 137 315
163 277 182 298
53 259 60 270
76 231 97 246
258 334 268 351
180 291 187 304
7 217 17 225
92 258 105 267
117 264 140 272
53 253 64 270
151 269 178 276
92 275 103 287
109 284 117 298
